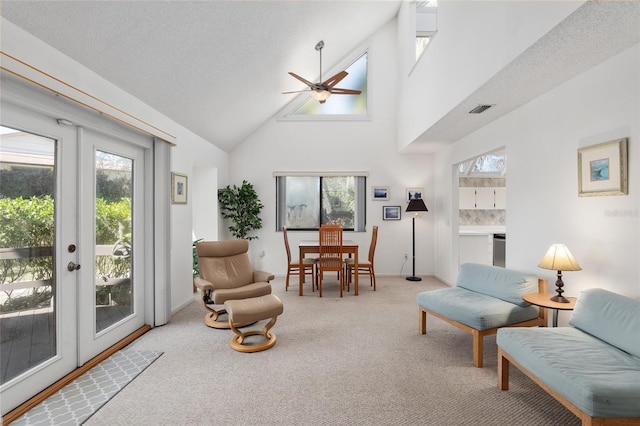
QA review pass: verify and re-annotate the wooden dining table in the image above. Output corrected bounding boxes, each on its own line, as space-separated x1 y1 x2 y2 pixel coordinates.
298 240 359 296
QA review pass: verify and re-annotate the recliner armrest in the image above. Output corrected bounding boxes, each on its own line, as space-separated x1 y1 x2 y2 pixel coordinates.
254 270 275 283
193 276 214 291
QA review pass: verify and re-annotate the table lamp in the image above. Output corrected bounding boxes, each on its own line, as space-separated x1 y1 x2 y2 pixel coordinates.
405 198 428 281
538 244 581 303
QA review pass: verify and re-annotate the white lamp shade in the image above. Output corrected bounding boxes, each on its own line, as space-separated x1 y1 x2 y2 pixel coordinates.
538 244 582 271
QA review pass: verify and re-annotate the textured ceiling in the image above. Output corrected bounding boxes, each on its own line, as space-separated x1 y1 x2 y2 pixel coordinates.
2 1 639 154
1 0 401 152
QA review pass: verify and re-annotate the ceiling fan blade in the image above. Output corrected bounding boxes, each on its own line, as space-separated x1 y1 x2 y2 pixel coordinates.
288 72 315 88
282 89 311 94
322 71 348 88
330 88 362 95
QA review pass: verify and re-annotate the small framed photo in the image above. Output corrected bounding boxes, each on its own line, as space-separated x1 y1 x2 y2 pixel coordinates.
372 186 390 201
171 172 188 204
578 138 628 197
406 187 424 202
383 206 401 220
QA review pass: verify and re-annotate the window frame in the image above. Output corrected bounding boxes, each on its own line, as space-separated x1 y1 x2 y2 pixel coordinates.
279 47 371 121
274 172 367 232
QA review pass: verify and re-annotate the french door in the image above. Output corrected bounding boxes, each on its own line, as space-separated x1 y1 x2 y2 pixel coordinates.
0 105 79 415
77 127 147 364
1 88 150 415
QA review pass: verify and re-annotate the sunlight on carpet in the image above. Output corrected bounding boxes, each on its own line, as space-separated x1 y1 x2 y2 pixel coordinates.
12 348 162 425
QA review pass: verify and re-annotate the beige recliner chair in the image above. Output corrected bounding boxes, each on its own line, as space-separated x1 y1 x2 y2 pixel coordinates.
193 239 274 329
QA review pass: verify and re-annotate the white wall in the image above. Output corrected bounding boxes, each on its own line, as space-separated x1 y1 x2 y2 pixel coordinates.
227 19 436 279
1 18 229 313
192 167 219 242
397 0 583 150
433 44 640 320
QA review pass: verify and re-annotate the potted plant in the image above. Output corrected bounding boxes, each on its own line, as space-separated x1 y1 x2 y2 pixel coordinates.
218 180 264 240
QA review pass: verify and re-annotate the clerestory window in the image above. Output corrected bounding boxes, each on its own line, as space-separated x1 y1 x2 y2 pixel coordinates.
459 153 507 176
416 1 437 61
286 52 368 117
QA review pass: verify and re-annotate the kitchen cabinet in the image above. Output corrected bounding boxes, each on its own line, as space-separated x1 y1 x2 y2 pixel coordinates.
459 187 477 209
475 188 495 209
459 187 506 209
494 187 506 209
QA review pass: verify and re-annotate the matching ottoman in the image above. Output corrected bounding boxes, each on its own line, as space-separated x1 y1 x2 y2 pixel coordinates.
224 294 284 352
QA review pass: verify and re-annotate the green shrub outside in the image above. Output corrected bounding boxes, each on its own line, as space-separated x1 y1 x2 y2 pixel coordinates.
0 196 132 311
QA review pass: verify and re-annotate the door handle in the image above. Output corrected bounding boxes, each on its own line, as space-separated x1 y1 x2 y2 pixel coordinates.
67 261 81 271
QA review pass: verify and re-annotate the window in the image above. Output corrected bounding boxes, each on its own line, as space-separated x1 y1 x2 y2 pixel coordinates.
415 37 432 60
459 153 507 176
416 1 437 61
288 52 368 117
275 174 366 231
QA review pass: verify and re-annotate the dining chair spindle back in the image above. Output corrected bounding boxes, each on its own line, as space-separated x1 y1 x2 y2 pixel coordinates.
283 227 317 292
318 224 344 297
346 225 378 291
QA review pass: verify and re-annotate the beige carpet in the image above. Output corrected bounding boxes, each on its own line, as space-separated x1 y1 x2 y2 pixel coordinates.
84 275 580 426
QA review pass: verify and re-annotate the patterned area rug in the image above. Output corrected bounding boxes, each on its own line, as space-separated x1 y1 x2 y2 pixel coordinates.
12 348 162 425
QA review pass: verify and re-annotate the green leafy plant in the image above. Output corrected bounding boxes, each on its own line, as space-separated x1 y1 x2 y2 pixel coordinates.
193 238 203 277
0 196 133 311
218 180 264 240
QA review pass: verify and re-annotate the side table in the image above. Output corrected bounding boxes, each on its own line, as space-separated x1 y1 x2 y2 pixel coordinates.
523 293 577 327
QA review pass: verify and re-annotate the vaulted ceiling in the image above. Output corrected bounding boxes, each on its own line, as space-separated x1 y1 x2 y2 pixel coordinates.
1 0 401 152
2 1 640 154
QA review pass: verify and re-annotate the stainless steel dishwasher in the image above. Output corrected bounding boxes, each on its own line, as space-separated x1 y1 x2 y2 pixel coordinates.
493 234 506 267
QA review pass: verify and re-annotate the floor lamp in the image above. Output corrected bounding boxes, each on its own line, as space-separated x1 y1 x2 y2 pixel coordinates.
406 198 428 281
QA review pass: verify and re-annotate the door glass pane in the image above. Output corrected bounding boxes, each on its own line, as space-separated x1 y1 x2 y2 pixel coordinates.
95 150 133 333
0 126 56 384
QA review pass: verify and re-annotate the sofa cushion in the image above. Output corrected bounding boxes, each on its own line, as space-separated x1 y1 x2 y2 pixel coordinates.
498 327 640 418
569 288 640 358
457 263 538 307
417 287 540 330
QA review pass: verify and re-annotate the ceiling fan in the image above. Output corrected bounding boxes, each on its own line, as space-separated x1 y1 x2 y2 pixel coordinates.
283 40 361 104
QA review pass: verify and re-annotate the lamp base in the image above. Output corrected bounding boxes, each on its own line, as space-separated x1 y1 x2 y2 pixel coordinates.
550 294 571 303
406 276 422 282
549 271 571 303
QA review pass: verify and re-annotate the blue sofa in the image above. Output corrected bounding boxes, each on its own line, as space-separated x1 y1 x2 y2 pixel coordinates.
417 263 546 367
497 288 640 426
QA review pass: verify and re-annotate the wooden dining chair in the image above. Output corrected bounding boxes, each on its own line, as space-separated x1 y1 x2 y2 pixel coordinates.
282 226 317 292
346 225 378 292
318 224 344 297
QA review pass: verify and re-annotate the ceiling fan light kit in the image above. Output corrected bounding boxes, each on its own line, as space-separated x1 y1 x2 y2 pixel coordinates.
309 90 332 103
283 40 361 104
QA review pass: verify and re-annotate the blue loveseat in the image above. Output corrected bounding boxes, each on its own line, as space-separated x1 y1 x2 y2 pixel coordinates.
497 288 640 426
417 263 546 367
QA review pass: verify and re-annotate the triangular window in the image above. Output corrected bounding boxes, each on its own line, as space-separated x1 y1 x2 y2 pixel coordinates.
290 52 368 116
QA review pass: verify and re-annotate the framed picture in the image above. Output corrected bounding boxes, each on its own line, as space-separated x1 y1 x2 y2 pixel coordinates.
171 172 188 204
406 187 424 202
578 138 628 197
383 206 401 220
372 186 389 201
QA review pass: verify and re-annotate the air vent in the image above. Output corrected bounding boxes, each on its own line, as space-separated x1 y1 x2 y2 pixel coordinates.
469 104 494 114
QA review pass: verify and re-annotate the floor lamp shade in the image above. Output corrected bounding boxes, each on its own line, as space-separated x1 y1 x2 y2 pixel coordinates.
406 199 428 281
